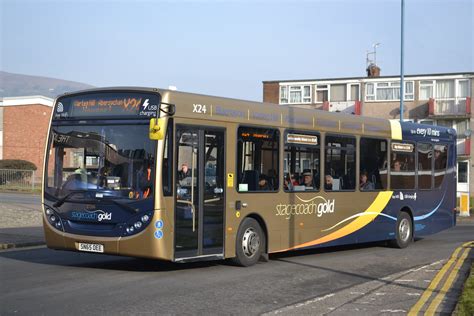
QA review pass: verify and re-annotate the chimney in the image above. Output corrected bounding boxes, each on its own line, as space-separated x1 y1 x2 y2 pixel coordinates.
367 64 381 77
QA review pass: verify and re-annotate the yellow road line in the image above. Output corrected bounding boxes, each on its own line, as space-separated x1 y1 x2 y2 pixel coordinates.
424 242 473 315
408 241 472 315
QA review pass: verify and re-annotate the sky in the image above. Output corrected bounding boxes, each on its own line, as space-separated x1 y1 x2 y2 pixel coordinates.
1 0 473 101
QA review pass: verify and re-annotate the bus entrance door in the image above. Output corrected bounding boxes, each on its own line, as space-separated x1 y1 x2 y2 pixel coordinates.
175 126 225 261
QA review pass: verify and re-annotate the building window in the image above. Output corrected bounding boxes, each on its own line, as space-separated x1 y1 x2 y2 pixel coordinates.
350 84 360 101
458 80 469 98
237 127 279 192
435 80 455 99
280 86 288 104
458 161 468 184
325 135 356 191
365 81 415 101
283 131 320 192
330 84 346 102
280 85 311 104
360 138 388 191
316 85 329 103
419 80 434 100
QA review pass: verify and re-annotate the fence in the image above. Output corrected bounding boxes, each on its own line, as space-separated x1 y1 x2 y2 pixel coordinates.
0 169 36 191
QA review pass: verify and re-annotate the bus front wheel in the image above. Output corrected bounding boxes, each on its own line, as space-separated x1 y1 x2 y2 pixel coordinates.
391 211 413 249
232 218 266 267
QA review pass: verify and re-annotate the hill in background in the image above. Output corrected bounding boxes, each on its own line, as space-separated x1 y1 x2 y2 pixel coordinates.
0 71 94 98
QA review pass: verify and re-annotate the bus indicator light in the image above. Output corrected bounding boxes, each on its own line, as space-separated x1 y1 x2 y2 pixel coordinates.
154 230 163 239
155 220 163 229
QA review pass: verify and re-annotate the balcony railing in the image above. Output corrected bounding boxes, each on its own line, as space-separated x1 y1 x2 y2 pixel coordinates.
429 97 471 117
322 100 362 115
457 138 471 156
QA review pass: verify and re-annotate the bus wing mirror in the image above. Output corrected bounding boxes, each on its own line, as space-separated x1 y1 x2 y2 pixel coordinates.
149 118 165 140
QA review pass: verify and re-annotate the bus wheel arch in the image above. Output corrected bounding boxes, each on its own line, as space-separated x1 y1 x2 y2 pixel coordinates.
232 214 268 267
391 206 414 248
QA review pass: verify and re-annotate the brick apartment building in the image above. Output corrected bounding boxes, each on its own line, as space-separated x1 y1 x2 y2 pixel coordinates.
0 96 54 181
263 70 474 197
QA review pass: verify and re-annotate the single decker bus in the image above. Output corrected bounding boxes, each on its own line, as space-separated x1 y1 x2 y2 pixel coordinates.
43 87 456 266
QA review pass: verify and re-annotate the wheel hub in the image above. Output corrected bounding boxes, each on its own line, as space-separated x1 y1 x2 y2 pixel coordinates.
399 218 411 242
242 227 260 258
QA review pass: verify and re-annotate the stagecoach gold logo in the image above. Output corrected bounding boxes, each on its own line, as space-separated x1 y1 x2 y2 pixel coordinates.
275 195 335 220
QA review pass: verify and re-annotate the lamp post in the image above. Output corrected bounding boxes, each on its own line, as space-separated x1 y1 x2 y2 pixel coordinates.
400 0 405 123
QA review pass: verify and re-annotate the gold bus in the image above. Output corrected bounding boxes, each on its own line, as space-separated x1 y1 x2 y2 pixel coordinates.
43 87 456 266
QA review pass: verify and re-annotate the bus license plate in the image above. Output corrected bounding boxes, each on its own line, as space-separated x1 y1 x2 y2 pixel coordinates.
78 243 104 253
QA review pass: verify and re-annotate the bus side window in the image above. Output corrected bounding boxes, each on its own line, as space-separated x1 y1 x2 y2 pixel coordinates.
283 131 320 192
360 138 387 191
237 127 279 192
434 144 448 188
325 135 356 191
390 142 415 190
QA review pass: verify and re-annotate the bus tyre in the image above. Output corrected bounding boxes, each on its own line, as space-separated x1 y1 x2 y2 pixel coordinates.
391 212 413 249
232 218 265 267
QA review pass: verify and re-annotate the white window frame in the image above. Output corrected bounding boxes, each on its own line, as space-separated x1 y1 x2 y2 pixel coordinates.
315 84 329 103
280 84 312 104
348 83 360 101
419 80 435 100
418 119 434 125
365 80 415 102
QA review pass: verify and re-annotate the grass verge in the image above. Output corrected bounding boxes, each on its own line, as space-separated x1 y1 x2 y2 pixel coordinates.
454 263 474 316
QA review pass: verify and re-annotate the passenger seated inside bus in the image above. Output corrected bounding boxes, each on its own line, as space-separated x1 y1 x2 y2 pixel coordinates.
360 170 375 191
325 175 333 191
300 170 315 189
258 175 271 191
284 173 299 191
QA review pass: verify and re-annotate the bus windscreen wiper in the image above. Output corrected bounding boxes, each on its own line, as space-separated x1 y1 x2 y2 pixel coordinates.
53 190 88 207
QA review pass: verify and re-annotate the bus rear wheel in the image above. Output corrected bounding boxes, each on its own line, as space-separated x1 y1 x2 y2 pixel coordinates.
391 211 413 249
232 218 265 267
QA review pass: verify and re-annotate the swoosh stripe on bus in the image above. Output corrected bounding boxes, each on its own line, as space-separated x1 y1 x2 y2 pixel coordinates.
414 192 445 221
274 191 393 252
321 212 397 232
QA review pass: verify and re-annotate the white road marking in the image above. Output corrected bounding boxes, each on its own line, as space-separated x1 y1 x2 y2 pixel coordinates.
381 309 406 313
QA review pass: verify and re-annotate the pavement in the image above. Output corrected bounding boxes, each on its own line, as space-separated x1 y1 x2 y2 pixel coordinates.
0 192 44 249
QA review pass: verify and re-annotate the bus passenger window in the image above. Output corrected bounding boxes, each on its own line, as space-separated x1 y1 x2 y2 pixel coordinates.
283 131 320 192
237 127 279 192
418 143 433 189
434 144 448 188
360 138 387 191
390 142 415 190
325 135 356 191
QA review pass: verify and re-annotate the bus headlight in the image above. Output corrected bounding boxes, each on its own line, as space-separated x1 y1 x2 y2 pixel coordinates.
45 208 64 232
123 211 153 236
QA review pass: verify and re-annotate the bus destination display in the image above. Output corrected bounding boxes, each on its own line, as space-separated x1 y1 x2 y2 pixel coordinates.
53 92 161 119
